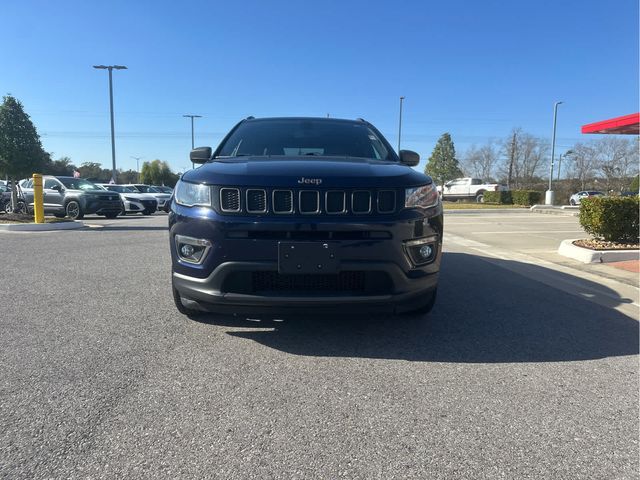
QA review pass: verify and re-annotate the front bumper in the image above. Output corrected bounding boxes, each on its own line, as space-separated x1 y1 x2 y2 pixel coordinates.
169 204 443 313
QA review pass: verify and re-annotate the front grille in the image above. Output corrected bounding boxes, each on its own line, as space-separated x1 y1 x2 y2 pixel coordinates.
217 188 397 215
220 188 241 212
252 271 365 293
141 200 156 207
246 189 267 213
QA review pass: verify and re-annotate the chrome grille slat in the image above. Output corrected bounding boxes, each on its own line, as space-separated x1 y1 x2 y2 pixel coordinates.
325 191 346 214
220 188 241 212
351 190 372 214
273 190 294 213
377 190 396 214
246 189 267 213
299 190 320 214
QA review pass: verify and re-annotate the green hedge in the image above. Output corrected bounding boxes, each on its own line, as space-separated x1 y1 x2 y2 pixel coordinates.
511 190 542 206
483 191 512 204
482 190 541 205
579 196 639 243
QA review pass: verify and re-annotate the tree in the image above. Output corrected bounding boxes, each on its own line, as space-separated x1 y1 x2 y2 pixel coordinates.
140 159 179 187
567 143 598 190
78 162 109 181
46 156 76 176
424 133 462 186
461 141 498 181
0 95 47 209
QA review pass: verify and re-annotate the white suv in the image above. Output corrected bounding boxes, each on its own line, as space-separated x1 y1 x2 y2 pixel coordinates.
97 184 158 215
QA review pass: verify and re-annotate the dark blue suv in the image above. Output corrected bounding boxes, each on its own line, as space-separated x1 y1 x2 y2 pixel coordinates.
169 117 443 316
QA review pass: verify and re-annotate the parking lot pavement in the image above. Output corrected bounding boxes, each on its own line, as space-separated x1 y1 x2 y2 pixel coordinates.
1 213 638 479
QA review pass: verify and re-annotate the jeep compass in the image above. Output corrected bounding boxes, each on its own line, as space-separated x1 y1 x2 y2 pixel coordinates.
169 117 443 316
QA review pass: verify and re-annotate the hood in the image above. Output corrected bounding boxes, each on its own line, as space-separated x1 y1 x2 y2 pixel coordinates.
182 157 431 188
121 192 157 200
69 189 121 201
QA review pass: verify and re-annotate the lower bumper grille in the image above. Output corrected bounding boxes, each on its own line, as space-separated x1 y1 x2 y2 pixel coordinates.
252 271 365 293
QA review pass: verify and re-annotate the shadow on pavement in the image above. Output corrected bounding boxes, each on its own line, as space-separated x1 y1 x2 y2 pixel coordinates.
192 252 639 363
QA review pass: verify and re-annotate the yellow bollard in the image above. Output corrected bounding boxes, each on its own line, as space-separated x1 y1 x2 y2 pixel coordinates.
32 173 44 224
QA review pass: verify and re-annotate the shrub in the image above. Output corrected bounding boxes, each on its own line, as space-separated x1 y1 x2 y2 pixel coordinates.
579 196 639 243
483 191 512 204
511 190 542 206
630 174 639 193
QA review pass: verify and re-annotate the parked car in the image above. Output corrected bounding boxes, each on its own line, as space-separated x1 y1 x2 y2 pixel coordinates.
569 191 605 206
121 184 172 210
97 184 158 215
169 116 443 317
21 176 123 219
436 177 506 203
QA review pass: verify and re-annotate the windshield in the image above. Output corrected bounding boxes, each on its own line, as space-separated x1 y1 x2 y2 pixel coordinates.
216 119 394 161
130 185 154 193
59 178 101 191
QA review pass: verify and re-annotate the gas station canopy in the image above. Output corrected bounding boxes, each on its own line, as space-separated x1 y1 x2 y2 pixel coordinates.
581 113 639 135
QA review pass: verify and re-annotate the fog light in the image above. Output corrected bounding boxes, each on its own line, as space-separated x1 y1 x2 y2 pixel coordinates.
175 234 212 264
180 244 195 257
419 245 433 259
404 237 438 266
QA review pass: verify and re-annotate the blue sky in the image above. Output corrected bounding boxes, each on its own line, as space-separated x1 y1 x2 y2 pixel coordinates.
2 0 638 173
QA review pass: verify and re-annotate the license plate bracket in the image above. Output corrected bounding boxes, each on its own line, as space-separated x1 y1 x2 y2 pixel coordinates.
278 242 339 274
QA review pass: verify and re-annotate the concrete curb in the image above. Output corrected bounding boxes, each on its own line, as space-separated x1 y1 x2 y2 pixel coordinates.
530 205 580 216
0 221 84 232
558 239 640 264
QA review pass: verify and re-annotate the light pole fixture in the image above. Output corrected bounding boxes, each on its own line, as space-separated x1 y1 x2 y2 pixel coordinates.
557 149 573 182
183 114 203 168
546 101 563 205
398 96 405 153
131 156 143 183
93 65 127 183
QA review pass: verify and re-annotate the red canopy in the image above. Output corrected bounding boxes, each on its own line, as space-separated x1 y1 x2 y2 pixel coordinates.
581 113 639 135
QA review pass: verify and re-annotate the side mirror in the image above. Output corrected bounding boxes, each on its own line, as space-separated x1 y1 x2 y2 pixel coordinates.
163 198 172 213
190 147 212 164
50 184 62 191
399 150 420 167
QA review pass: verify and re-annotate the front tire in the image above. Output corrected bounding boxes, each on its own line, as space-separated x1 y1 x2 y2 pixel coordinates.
65 200 83 220
475 192 485 203
570 199 576 206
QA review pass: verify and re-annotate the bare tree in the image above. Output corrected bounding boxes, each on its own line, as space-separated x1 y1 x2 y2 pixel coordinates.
566 143 597 190
461 141 498 181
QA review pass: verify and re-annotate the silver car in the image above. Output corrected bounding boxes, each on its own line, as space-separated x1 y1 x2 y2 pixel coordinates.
569 191 604 206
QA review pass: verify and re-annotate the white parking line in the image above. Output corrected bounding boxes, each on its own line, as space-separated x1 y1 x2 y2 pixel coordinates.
472 230 584 234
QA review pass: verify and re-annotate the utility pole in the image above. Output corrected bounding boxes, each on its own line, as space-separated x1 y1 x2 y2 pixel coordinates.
183 114 202 169
546 101 563 205
507 131 517 190
398 96 405 153
93 65 127 183
131 156 143 183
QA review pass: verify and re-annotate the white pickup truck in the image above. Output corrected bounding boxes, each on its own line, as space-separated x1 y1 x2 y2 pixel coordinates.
437 178 505 203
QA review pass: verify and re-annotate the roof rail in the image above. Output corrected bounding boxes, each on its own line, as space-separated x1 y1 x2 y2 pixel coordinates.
245 116 255 120
355 117 366 123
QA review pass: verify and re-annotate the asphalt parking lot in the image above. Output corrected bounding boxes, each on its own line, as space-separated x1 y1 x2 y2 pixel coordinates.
1 212 638 479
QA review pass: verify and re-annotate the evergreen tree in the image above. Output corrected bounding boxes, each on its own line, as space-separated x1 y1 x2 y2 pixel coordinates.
0 95 47 208
424 133 463 186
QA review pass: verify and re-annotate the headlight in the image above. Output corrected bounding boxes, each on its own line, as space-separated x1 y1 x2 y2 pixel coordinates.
405 183 439 209
174 180 211 207
124 196 138 202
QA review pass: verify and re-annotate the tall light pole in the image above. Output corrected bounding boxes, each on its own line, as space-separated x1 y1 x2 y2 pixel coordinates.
398 96 405 153
546 100 563 205
93 65 127 183
183 114 202 168
131 156 143 183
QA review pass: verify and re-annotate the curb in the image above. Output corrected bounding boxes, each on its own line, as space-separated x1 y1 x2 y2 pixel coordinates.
558 239 639 264
0 221 84 232
530 205 580 216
